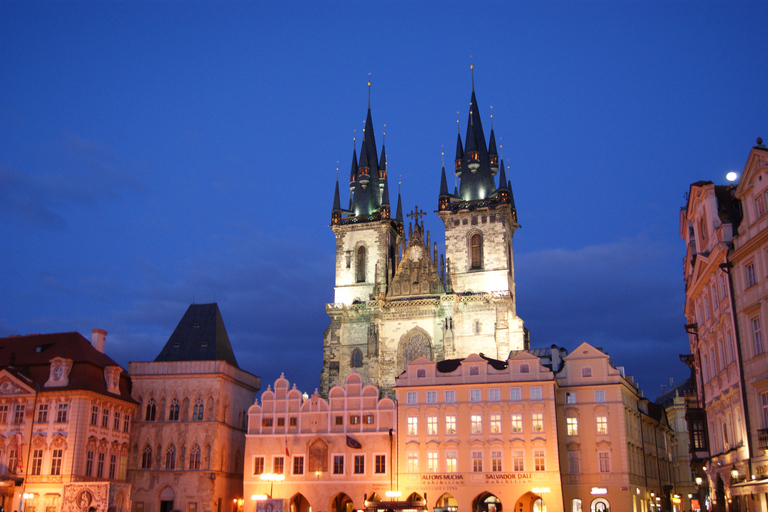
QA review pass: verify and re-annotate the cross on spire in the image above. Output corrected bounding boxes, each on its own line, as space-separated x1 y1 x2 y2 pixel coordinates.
407 206 427 222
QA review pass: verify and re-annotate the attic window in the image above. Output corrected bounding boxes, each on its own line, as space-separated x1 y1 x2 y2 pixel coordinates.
201 341 208 348
35 346 42 353
417 369 426 378
173 342 180 348
469 366 479 376
193 323 200 329
520 364 530 374
582 367 592 378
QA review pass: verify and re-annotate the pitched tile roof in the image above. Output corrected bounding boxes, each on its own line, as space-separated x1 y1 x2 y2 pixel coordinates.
0 332 134 401
154 303 239 367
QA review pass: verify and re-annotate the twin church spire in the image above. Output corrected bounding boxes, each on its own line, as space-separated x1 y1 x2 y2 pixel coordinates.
332 73 516 225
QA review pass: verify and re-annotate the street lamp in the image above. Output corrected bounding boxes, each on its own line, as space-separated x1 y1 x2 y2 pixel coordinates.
260 473 285 498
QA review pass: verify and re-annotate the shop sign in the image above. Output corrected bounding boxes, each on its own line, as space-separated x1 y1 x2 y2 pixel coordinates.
756 465 768 475
485 473 532 483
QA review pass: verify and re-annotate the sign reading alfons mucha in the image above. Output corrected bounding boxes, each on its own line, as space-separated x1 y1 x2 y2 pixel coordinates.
418 473 534 487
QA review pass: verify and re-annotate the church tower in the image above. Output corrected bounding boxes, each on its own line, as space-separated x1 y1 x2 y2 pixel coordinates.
322 76 526 396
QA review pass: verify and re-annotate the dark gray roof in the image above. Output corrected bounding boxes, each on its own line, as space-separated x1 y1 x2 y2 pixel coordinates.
154 303 238 367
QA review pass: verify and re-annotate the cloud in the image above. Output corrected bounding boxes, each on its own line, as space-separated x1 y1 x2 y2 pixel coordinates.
0 133 147 230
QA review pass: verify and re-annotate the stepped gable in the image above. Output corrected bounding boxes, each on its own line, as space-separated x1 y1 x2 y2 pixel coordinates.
154 303 239 368
387 220 445 299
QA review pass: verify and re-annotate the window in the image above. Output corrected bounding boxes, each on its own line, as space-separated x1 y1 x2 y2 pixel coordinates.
351 349 363 368
97 452 105 478
469 365 479 375
263 418 273 427
427 452 438 472
91 406 99 425
727 332 736 364
470 389 481 402
37 404 48 424
407 452 418 473
532 412 543 432
7 449 16 473
349 415 359 425
427 416 438 435
166 444 176 470
31 449 43 475
598 451 611 473
582 366 592 377
114 412 121 430
12 404 24 424
491 451 502 472
513 450 524 471
406 392 417 404
445 451 457 473
471 451 483 472
753 317 764 355
718 340 726 371
704 297 710 320
596 416 608 435
757 195 766 218
445 415 456 435
145 399 156 421
762 392 768 428
356 246 366 283
520 363 530 374
534 450 545 471
375 455 386 474
426 391 437 403
109 454 116 479
85 451 94 477
490 413 501 434
594 390 606 402
293 455 304 475
335 416 343 425
273 456 284 474
169 399 179 421
511 413 523 433
530 387 542 400
691 419 706 450
747 263 757 287
712 285 719 308
567 417 578 436
470 233 482 269
102 408 110 428
56 403 68 423
565 392 576 404
193 397 204 420
489 388 500 401
510 387 521 401
470 415 483 434
699 218 708 242
417 369 427 378
407 416 418 436
354 455 364 474
189 445 201 470
51 449 63 476
364 414 374 424
444 390 455 403
568 451 580 474
141 445 152 469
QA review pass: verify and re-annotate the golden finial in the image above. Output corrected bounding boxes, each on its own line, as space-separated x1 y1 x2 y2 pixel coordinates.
368 72 372 108
336 161 339 180
441 147 445 168
470 55 475 91
499 139 503 160
383 124 386 145
457 113 460 134
490 105 493 129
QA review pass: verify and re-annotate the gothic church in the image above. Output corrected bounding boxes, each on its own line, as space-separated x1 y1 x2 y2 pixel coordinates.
321 79 527 395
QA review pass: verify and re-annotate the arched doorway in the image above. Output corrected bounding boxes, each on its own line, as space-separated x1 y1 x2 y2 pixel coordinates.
435 493 458 512
715 475 726 512
158 486 175 512
473 493 501 512
290 494 310 512
330 494 353 512
513 492 540 512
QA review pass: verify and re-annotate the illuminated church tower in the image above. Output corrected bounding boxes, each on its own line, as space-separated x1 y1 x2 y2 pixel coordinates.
321 77 526 395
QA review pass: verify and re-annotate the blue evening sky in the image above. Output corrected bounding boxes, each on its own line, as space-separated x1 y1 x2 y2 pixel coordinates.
2 1 766 399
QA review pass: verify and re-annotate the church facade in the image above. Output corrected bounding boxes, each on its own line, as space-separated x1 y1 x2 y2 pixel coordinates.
322 81 527 396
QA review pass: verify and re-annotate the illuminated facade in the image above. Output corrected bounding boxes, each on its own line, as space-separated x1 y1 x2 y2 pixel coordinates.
680 140 768 511
0 331 136 512
323 80 526 396
127 304 260 512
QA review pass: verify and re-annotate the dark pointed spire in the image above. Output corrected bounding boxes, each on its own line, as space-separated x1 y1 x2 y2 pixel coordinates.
454 131 464 176
348 145 358 191
439 165 449 196
497 159 508 191
333 176 342 210
395 181 403 224
488 126 499 175
381 175 390 206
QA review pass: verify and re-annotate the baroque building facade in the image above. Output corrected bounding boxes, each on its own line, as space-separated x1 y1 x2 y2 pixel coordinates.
322 80 526 396
681 140 768 512
127 304 260 512
0 331 136 512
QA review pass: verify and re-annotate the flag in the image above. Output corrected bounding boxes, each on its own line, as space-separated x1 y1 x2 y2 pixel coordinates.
346 435 362 449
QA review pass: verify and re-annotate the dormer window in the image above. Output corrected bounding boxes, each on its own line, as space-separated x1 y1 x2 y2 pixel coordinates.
45 358 73 388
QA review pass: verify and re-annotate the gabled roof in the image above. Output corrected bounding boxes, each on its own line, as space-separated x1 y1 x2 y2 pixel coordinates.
154 303 239 368
0 332 133 401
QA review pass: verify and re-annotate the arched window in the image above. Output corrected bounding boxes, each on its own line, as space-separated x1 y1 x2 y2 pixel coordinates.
193 397 204 421
189 444 201 470
168 398 179 421
356 246 366 283
470 233 482 269
145 399 156 421
141 445 152 469
165 444 176 470
351 349 363 368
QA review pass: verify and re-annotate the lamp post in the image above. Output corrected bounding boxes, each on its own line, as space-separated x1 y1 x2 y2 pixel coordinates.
260 473 285 498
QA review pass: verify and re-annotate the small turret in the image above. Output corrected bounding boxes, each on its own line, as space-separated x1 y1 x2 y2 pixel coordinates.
358 141 370 189
379 139 387 192
439 163 450 211
488 127 499 175
332 176 342 225
380 176 391 219
348 146 358 192
455 122 464 177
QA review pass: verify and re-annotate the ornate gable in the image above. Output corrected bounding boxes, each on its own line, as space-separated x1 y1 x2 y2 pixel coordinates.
0 371 36 396
388 223 445 298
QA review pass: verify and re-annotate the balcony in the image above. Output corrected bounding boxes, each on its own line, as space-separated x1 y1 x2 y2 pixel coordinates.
758 428 768 450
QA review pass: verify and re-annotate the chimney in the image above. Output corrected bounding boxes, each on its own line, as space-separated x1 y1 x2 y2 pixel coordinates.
91 329 107 353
